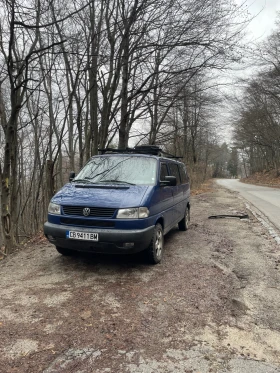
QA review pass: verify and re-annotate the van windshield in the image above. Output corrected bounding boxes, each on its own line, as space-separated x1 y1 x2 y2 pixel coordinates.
74 156 157 186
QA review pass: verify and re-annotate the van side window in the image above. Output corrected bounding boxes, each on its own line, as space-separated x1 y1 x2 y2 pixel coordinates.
179 164 188 184
169 163 181 184
160 163 169 180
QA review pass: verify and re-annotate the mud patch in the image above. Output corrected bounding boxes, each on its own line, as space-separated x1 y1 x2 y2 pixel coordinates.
4 339 39 359
43 348 101 373
43 292 72 307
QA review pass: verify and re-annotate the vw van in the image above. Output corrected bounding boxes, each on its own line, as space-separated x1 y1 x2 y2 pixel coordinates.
44 146 190 264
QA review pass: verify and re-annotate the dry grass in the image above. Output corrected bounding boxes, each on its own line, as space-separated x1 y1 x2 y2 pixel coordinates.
188 163 214 195
191 179 214 195
241 170 280 188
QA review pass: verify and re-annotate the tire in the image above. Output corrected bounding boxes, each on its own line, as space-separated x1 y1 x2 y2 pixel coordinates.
146 223 164 264
178 207 190 231
56 246 74 256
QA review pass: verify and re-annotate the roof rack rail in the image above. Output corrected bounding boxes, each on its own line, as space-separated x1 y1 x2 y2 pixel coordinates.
134 145 162 155
135 146 183 159
98 146 182 159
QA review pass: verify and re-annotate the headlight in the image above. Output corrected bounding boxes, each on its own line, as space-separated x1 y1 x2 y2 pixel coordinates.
117 207 149 219
139 207 149 218
48 202 61 215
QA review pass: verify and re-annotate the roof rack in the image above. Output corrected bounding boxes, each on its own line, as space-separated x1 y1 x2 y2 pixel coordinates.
98 146 182 159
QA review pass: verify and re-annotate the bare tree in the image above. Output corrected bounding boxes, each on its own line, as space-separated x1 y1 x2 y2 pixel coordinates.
0 0 250 253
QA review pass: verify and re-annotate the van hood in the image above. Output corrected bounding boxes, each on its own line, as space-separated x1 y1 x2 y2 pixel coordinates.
51 183 151 208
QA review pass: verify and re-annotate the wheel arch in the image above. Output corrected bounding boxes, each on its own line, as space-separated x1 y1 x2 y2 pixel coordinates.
155 216 164 230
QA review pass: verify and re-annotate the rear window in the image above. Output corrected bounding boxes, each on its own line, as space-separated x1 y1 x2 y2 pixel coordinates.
178 164 188 184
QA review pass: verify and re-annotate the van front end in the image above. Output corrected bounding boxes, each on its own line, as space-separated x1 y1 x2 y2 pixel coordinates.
44 204 156 254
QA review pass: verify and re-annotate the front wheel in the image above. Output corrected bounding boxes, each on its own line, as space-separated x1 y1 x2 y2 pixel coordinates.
56 246 75 256
178 207 190 231
146 223 164 264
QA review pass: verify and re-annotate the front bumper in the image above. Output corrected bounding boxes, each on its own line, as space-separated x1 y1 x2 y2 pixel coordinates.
44 222 154 254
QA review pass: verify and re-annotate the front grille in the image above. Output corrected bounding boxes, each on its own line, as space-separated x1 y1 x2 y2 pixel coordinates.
60 217 115 228
62 205 116 218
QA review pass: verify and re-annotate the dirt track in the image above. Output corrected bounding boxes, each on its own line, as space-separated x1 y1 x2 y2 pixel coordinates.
1 183 280 373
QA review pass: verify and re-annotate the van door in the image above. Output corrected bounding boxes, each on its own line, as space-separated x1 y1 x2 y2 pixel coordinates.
178 163 190 200
158 162 174 232
168 162 184 221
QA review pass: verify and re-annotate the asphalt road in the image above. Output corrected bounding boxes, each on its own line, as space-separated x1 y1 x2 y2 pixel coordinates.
217 179 280 231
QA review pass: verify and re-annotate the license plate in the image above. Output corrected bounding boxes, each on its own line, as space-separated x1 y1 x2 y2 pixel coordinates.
66 231 99 241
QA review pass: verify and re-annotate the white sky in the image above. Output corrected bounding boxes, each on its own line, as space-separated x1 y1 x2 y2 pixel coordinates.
238 0 280 40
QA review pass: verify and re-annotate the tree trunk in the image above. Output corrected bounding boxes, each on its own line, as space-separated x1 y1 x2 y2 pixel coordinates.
118 30 130 149
46 160 55 203
1 111 19 253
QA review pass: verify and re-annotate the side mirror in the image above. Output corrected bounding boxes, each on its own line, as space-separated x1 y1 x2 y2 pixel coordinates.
69 171 75 182
160 175 177 187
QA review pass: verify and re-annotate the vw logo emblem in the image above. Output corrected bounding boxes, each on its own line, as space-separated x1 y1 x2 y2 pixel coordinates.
83 207 90 217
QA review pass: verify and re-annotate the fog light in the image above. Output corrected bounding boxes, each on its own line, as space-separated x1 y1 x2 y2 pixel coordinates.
123 242 134 248
47 235 55 241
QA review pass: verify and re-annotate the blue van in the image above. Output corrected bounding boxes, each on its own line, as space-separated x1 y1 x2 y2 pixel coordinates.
44 146 190 264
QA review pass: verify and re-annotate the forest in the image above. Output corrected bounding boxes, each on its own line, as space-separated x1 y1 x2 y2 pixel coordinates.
0 0 278 253
232 21 280 178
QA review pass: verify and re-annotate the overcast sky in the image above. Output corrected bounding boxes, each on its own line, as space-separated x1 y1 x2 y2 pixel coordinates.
238 0 280 40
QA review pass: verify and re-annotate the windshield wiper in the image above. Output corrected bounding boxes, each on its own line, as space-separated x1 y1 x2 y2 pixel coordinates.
98 179 135 185
72 179 94 184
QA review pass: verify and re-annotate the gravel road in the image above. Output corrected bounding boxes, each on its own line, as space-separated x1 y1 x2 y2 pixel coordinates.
1 182 280 373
